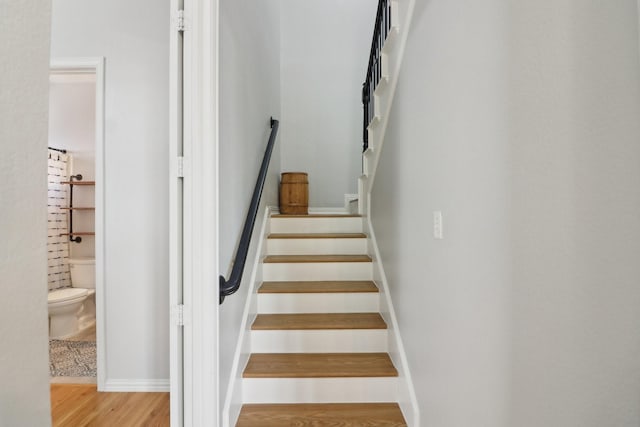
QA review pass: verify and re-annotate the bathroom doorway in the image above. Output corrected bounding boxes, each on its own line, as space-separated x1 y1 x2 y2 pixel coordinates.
47 58 105 388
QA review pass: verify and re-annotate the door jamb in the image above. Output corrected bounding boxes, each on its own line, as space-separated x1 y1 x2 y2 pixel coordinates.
181 0 219 425
49 57 106 391
169 0 185 424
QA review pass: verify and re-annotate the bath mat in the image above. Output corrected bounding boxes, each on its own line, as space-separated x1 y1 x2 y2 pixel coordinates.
49 340 96 377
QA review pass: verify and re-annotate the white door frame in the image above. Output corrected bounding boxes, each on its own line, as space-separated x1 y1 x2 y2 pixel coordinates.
172 0 220 425
169 0 185 424
49 57 106 390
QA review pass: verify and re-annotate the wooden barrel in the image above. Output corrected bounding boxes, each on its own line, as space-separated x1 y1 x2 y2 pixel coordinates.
279 172 308 215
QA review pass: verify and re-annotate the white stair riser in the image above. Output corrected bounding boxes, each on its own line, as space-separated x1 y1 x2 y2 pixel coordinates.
251 330 388 353
242 377 398 403
267 238 367 255
262 262 372 281
258 293 379 314
270 217 363 234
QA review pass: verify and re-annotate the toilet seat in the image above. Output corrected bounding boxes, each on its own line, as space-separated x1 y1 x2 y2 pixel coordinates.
48 288 88 304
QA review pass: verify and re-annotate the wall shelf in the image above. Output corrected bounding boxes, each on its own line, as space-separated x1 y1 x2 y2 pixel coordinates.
62 176 95 243
62 181 95 185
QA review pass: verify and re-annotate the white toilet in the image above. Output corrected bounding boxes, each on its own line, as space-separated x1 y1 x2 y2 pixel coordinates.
47 257 96 339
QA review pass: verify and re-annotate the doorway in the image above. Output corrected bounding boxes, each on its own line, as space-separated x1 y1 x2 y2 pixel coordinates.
47 58 105 389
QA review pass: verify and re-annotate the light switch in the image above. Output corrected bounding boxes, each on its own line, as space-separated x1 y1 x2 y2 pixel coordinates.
433 211 443 239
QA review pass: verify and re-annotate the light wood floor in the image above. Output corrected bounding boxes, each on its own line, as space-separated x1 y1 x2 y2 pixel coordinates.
51 384 169 426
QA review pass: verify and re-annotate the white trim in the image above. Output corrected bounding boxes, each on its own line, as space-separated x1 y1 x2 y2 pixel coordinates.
242 377 399 403
262 262 372 282
359 0 416 216
182 0 219 425
221 206 272 427
251 329 388 353
266 236 367 256
307 207 348 214
270 216 363 234
50 57 106 392
354 4 421 420
169 0 185 424
365 204 420 427
344 193 359 213
257 292 379 314
103 379 170 392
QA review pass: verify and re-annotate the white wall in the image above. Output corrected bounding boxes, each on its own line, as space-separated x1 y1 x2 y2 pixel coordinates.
507 1 640 425
371 0 640 426
371 1 511 425
280 0 376 207
218 0 281 415
0 0 53 425
49 75 96 258
50 0 170 385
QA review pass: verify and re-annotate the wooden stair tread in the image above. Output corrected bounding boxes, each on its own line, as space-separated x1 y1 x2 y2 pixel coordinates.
236 403 407 427
243 353 398 378
272 214 362 218
259 281 379 294
264 255 372 263
269 233 366 239
252 313 387 330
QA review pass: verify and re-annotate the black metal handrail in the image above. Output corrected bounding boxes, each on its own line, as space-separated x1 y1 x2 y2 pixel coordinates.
362 0 392 152
219 117 280 304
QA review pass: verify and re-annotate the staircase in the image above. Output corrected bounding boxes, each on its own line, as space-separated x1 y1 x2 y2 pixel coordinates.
235 213 407 426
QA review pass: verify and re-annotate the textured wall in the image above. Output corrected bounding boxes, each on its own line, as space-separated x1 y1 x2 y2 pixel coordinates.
371 0 640 426
507 1 640 425
0 0 53 425
371 1 511 425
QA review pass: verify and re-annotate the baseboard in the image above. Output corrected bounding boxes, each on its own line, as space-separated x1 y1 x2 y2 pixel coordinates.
103 379 170 392
222 206 272 427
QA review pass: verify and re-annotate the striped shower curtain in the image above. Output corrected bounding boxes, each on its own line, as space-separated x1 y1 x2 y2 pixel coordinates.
47 149 71 290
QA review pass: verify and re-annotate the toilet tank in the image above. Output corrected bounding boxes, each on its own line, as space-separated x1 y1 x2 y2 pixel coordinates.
68 257 95 289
